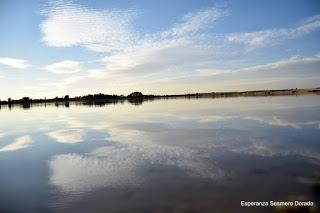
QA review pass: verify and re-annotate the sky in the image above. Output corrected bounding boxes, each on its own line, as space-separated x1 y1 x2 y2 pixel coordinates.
0 0 319 99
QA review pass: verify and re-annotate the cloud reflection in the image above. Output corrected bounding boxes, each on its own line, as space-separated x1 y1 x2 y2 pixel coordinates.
0 132 5 138
49 144 223 194
19 97 318 197
244 116 320 129
0 135 33 152
47 129 85 144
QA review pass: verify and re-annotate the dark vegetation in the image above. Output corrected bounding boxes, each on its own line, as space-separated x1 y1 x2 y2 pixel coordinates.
0 88 319 109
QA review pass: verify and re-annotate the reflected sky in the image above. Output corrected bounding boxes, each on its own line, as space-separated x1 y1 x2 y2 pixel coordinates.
0 135 33 152
47 129 85 144
0 96 319 212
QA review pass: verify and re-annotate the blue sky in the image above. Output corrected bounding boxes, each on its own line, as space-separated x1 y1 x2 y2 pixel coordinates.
0 0 319 99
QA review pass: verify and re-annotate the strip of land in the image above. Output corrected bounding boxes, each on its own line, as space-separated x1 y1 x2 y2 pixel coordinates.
0 88 319 108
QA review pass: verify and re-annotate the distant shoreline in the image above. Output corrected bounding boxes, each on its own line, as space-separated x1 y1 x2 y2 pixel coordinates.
0 87 319 108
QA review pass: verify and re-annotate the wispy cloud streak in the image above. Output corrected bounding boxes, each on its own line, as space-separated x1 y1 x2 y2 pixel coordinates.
44 60 82 74
0 58 30 69
227 15 320 48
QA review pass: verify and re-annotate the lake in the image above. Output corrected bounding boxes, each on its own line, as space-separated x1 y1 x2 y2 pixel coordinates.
0 95 319 213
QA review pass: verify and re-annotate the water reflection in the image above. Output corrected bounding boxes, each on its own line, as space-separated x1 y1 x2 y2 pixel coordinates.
47 129 85 144
0 96 319 212
49 144 222 194
0 135 33 152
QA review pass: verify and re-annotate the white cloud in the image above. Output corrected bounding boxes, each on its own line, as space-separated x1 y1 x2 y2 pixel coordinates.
38 4 229 93
40 2 227 71
37 2 320 94
47 129 85 144
196 55 320 76
100 7 227 72
0 57 30 69
0 135 33 152
40 1 136 52
161 7 229 37
100 40 218 72
44 60 82 74
50 53 319 95
227 15 320 48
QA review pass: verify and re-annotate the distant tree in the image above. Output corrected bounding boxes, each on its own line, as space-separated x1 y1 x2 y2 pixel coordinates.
128 92 143 98
8 98 11 102
22 97 30 102
64 95 70 100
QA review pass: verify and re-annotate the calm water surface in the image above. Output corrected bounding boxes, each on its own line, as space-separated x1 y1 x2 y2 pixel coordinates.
0 96 319 213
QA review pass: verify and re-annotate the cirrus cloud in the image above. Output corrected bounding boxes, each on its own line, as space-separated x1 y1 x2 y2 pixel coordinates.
227 15 320 48
44 60 82 74
40 1 137 52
